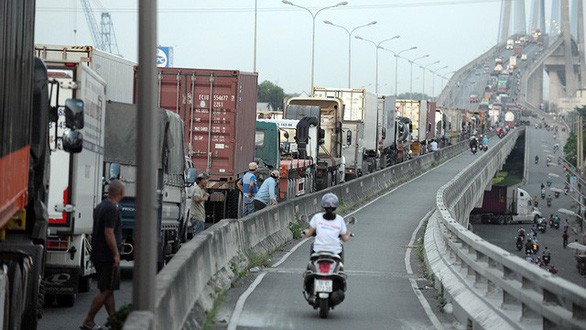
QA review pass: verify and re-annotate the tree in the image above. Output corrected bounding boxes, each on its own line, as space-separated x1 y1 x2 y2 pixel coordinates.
258 80 285 111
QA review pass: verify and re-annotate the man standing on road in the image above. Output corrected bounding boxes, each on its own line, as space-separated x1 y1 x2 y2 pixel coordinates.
254 170 279 211
81 180 125 330
237 162 258 216
190 173 209 236
430 139 438 152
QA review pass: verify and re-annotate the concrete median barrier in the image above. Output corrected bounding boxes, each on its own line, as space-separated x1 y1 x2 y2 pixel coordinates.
123 142 467 330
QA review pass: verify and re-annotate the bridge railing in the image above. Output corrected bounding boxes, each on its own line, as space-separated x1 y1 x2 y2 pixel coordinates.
426 128 586 329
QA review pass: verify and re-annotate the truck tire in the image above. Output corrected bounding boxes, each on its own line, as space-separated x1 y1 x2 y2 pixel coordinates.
226 190 242 219
6 260 25 330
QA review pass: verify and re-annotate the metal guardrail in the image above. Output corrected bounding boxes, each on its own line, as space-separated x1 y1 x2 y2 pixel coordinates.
427 128 586 329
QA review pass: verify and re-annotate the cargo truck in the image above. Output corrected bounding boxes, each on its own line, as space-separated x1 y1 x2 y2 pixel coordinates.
0 1 86 326
378 96 398 167
508 56 517 70
142 68 258 224
283 98 345 189
33 46 107 307
255 118 317 200
312 88 379 179
395 100 428 156
103 101 193 268
471 186 542 224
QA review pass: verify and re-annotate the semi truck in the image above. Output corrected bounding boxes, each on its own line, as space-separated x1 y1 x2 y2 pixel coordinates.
378 96 398 167
395 100 428 156
104 101 193 268
471 186 542 224
143 68 258 224
283 98 345 189
312 88 380 179
0 1 85 326
34 46 108 307
255 118 317 200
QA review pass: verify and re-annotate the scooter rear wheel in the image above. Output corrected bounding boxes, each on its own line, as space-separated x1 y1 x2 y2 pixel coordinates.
318 298 329 318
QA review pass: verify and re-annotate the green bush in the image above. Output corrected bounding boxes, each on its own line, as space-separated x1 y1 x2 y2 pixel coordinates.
106 304 132 330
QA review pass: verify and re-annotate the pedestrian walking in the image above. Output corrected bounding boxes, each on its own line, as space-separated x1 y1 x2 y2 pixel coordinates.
254 170 279 211
189 173 209 237
562 230 569 248
237 162 258 216
563 218 569 232
81 180 125 330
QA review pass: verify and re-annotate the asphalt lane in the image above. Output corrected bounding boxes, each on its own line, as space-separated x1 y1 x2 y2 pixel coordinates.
474 122 586 287
217 147 485 329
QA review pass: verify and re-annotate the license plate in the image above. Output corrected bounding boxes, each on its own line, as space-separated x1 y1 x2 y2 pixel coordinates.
314 279 333 293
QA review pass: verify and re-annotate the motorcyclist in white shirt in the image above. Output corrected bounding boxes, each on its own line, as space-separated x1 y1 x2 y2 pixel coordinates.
304 193 352 261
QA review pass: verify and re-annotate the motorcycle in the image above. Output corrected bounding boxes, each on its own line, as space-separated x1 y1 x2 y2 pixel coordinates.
302 217 355 318
541 192 545 199
537 219 547 233
471 145 477 154
515 236 523 251
554 191 560 198
546 197 552 207
543 255 551 266
535 157 539 164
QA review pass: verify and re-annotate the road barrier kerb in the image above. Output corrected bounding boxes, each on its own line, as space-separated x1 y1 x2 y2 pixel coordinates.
428 128 586 329
122 311 155 330
123 142 468 330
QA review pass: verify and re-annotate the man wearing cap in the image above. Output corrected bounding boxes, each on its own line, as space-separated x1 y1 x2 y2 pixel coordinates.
254 170 280 211
237 162 258 216
190 173 209 236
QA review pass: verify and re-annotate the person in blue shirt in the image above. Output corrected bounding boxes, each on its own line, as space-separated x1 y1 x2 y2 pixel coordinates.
254 170 279 210
237 162 258 216
482 135 489 146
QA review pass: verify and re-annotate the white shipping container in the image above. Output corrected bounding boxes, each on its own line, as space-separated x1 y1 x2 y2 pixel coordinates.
395 99 427 142
35 44 136 103
378 96 396 150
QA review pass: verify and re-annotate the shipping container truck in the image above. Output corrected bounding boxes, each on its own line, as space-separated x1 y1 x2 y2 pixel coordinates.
378 96 397 167
395 100 428 156
471 186 542 224
103 101 193 268
283 99 345 189
425 102 437 141
506 39 514 50
508 56 517 70
140 68 257 224
35 45 136 103
513 45 522 58
33 46 107 307
312 88 379 179
394 117 412 163
0 1 85 326
255 118 317 200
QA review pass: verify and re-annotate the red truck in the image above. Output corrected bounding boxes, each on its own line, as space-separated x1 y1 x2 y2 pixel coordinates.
136 68 258 223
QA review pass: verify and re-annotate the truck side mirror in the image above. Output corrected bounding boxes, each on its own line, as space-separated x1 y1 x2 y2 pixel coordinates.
409 123 413 133
346 130 352 145
318 128 325 144
185 168 197 186
381 127 386 140
336 121 342 134
284 131 290 140
109 163 121 180
64 98 84 129
62 130 83 153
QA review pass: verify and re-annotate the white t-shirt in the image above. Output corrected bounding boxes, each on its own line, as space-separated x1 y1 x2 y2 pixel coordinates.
309 213 347 254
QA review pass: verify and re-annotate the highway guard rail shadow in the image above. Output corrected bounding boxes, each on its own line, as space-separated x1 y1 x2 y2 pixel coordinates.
426 127 586 329
123 141 468 329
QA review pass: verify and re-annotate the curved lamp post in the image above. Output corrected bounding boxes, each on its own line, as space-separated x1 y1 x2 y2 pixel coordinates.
324 20 377 88
282 0 348 92
408 54 429 99
355 35 400 94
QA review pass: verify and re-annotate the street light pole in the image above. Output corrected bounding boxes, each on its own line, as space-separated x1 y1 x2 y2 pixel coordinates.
355 35 400 94
324 20 377 88
421 60 440 100
431 65 448 100
253 0 257 72
408 54 429 100
392 46 417 97
283 0 348 93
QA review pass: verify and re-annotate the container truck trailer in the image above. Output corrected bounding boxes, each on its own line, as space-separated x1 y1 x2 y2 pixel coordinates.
471 186 542 224
34 48 107 307
0 1 85 326
395 100 428 156
378 95 398 167
283 99 345 189
103 101 193 268
141 68 258 224
312 87 379 179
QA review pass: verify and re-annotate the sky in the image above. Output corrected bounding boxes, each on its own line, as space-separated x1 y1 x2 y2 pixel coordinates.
35 0 538 96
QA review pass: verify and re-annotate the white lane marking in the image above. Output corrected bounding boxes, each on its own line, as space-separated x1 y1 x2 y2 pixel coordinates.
228 272 268 330
409 278 444 330
405 209 434 275
272 237 311 268
406 210 444 329
228 154 462 327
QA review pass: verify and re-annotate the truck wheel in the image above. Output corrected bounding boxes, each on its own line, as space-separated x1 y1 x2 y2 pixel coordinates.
226 190 242 219
56 294 76 307
6 260 25 330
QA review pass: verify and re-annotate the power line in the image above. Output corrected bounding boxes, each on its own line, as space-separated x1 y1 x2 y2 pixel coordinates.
37 0 502 14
